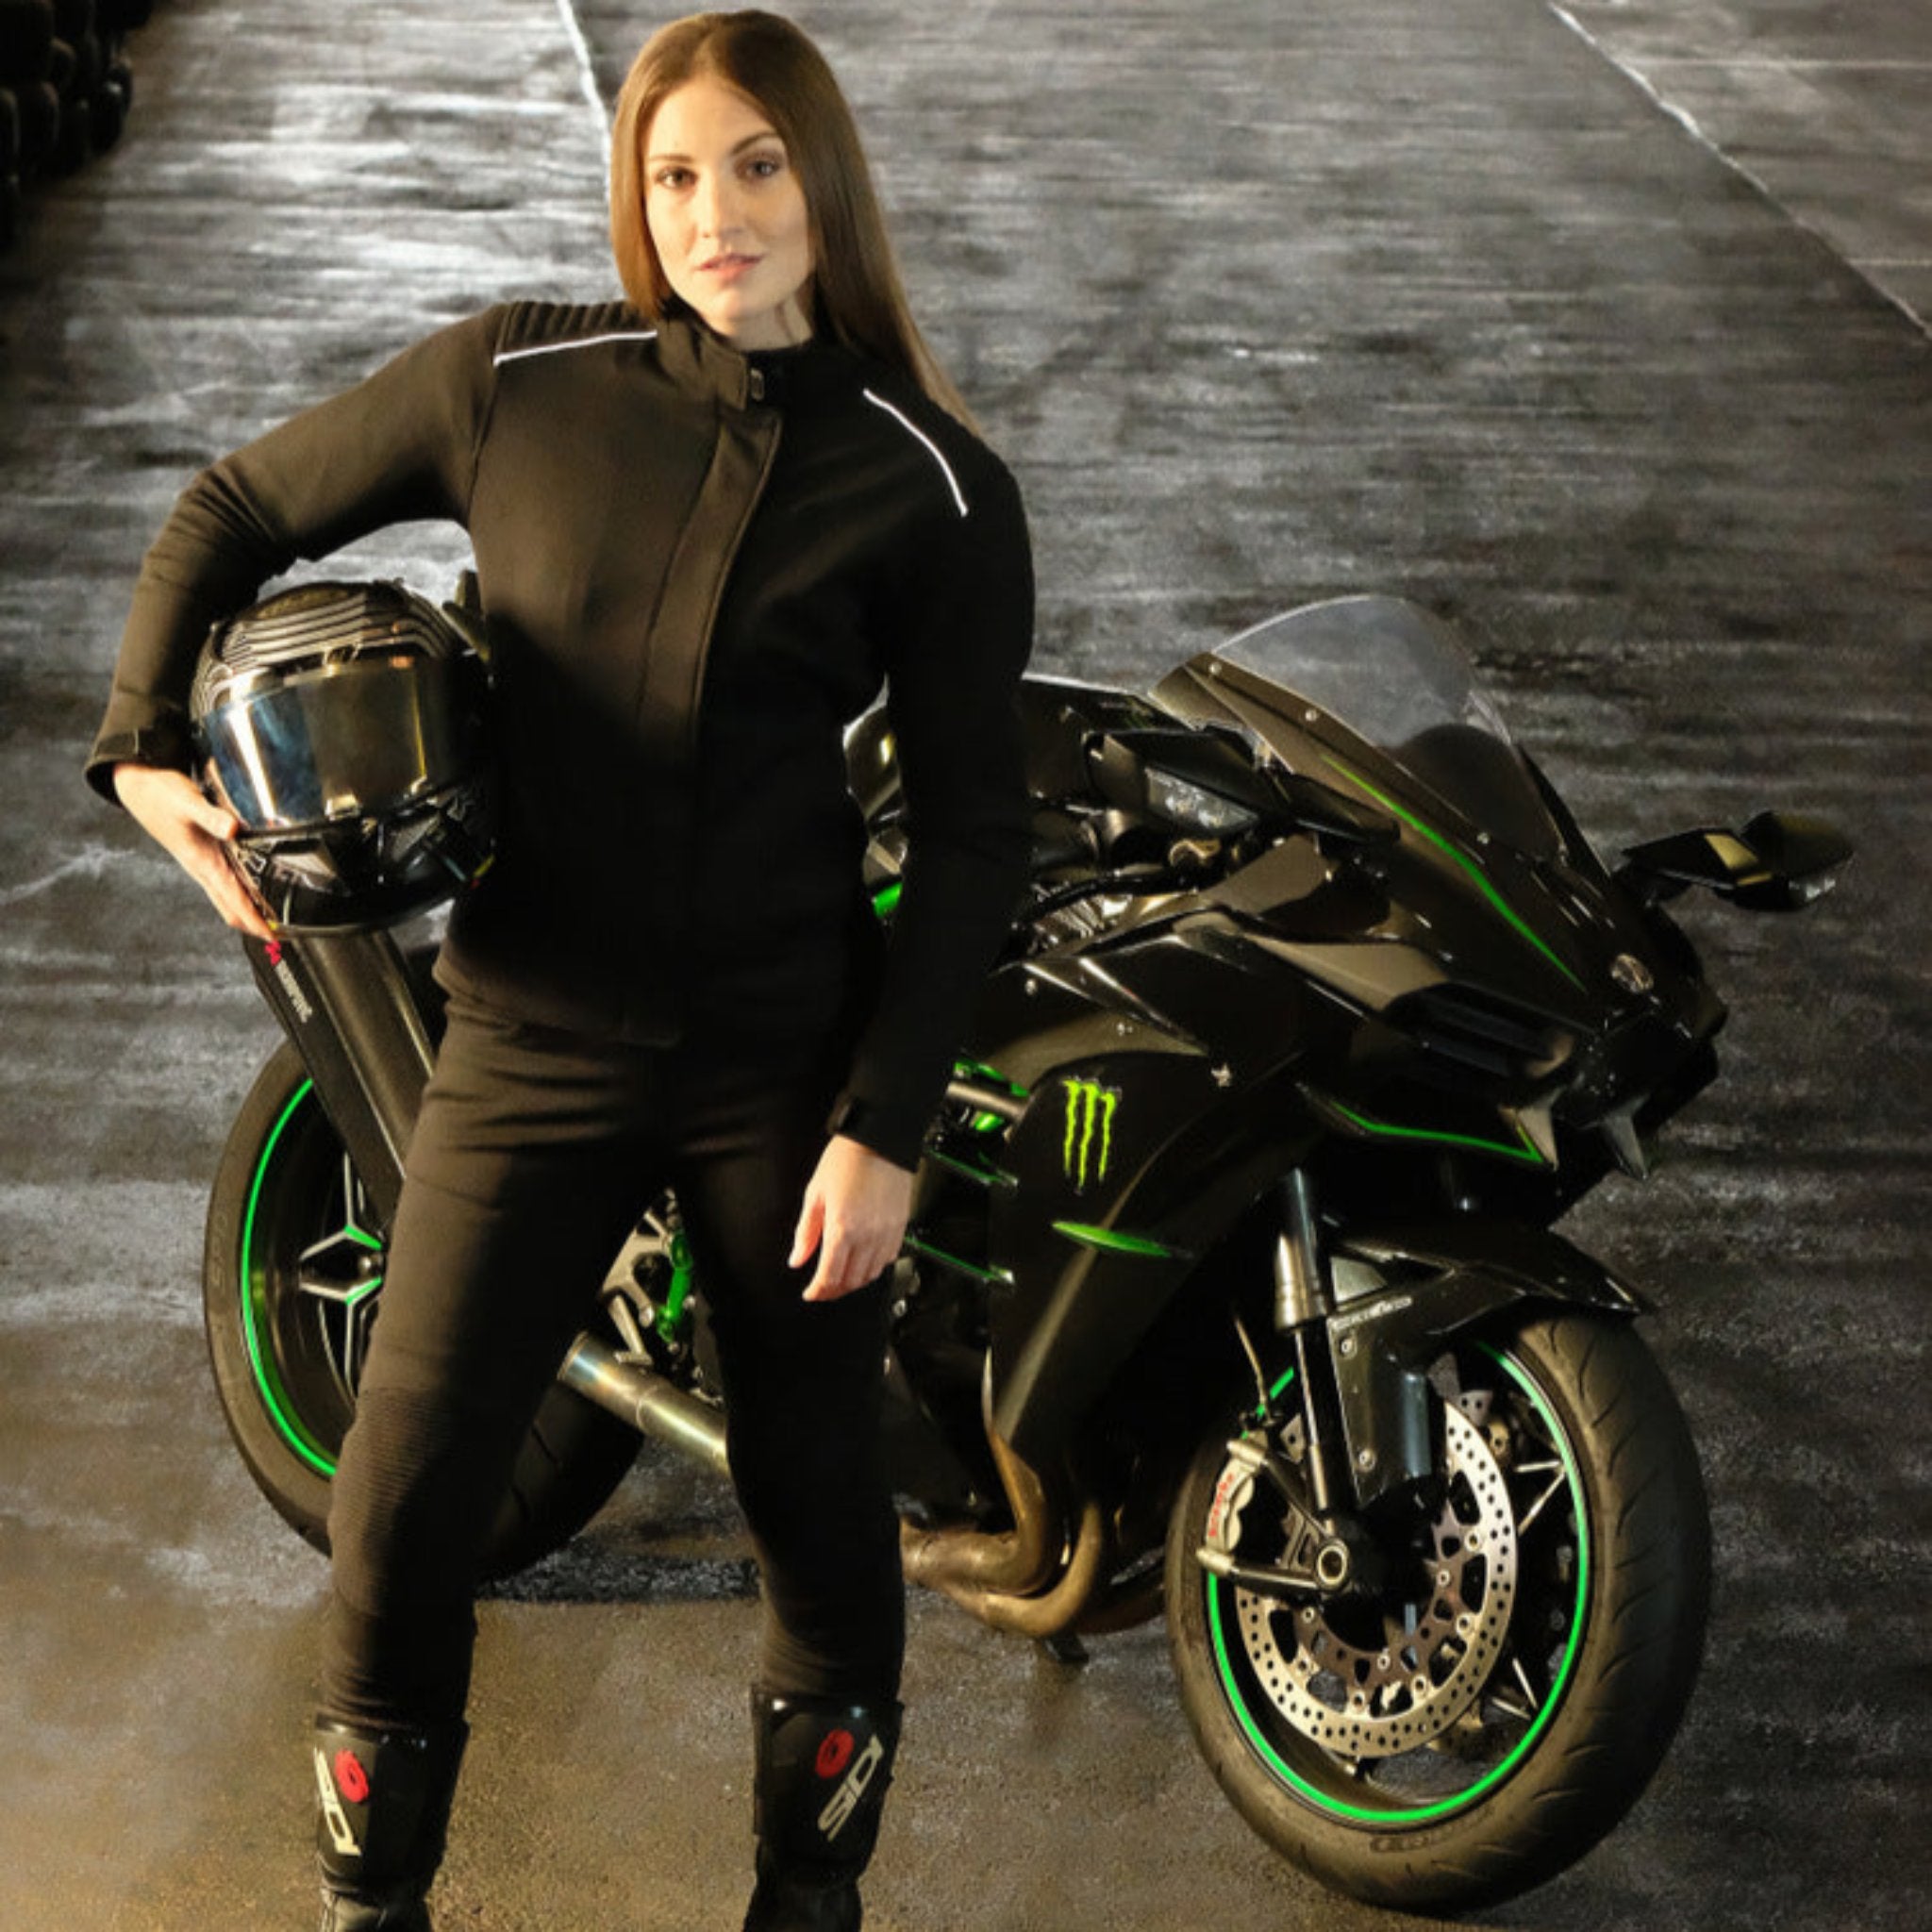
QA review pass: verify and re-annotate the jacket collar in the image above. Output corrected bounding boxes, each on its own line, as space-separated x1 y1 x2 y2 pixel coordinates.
655 305 863 412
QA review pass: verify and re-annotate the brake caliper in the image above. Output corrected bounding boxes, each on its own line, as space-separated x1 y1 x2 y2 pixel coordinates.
1197 1432 1355 1596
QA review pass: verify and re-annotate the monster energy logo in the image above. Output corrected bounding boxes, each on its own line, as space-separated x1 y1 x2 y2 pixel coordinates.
1061 1077 1121 1191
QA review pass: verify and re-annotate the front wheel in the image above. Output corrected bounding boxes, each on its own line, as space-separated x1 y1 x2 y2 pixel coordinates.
1165 1311 1710 1913
203 1040 644 1579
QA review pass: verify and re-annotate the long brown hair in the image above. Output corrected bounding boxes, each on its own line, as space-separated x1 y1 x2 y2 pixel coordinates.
609 9 977 431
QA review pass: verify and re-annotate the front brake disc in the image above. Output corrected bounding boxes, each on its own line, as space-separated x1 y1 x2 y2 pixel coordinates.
1231 1403 1518 1757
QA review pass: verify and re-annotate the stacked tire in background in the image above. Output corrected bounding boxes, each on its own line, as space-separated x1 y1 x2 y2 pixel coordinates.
1 0 155 253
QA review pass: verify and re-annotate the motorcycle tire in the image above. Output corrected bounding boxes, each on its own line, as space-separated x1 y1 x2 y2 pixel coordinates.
66 23 99 93
46 88 84 174
86 68 120 151
1165 1308 1710 1913
15 75 56 172
0 2 55 89
203 1038 642 1579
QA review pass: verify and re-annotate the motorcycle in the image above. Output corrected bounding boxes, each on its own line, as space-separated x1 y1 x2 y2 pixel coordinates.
200 591 1849 1912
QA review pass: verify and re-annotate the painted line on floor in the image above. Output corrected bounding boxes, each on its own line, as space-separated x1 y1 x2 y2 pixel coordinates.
0 843 127 908
553 0 612 146
1545 4 1931 341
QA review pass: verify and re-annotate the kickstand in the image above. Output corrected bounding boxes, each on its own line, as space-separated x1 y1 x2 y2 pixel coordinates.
1037 1632 1089 1668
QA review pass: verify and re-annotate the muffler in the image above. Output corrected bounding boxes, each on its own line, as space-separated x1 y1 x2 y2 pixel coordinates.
558 1332 730 1475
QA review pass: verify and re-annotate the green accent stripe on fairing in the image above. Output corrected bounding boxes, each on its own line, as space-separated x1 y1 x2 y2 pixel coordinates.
953 1057 1030 1099
901 1231 1014 1286
871 879 902 920
928 1146 1018 1188
1051 1220 1182 1257
1207 1341 1590 1825
1321 755 1584 991
1330 1099 1548 1168
240 1079 338 1478
951 1061 1026 1137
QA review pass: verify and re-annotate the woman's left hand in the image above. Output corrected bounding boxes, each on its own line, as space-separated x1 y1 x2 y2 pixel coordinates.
790 1134 914 1303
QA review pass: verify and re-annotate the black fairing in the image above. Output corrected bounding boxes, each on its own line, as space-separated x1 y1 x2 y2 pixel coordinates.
847 598 1740 1476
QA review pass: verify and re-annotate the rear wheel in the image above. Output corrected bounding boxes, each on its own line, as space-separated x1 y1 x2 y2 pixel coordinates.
203 1041 642 1578
1166 1310 1710 1912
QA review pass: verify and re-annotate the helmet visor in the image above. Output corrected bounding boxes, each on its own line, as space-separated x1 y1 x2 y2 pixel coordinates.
199 654 482 830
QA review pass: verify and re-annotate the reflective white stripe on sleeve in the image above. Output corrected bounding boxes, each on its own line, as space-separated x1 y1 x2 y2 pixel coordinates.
492 330 658 367
861 389 970 519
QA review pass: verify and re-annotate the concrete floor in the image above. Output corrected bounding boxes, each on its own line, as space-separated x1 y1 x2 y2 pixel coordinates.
2 1 1926 1929
1559 0 1932 334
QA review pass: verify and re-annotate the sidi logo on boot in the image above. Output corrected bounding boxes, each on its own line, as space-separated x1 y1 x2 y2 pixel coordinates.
333 1750 372 1805
313 1749 359 1858
816 1735 886 1841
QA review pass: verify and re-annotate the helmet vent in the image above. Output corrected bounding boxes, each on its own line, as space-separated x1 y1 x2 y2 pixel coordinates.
193 581 459 716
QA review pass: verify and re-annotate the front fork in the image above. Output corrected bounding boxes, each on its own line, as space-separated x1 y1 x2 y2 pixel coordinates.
1272 1169 1354 1515
1272 1169 1440 1511
1202 1176 1650 1599
1198 1170 1431 1599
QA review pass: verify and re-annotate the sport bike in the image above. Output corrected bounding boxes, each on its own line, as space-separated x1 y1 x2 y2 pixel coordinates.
204 592 1848 1911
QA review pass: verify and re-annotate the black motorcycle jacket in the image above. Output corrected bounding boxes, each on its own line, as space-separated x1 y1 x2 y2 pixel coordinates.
84 301 1038 1173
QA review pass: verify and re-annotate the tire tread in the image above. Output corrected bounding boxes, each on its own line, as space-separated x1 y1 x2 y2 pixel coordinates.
1165 1307 1710 1914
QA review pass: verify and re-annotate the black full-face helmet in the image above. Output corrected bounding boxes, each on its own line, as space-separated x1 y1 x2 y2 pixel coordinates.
190 579 497 933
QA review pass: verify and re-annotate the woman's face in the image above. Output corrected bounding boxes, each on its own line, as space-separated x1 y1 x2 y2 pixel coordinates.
643 76 814 350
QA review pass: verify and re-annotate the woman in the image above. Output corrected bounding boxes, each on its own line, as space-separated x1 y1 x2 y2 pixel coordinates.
87 12 1035 1929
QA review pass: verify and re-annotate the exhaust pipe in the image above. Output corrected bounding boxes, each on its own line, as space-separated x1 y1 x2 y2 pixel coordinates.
558 1332 730 1476
898 1359 1114 1633
900 1361 1069 1598
560 1333 1114 1636
926 1493 1113 1638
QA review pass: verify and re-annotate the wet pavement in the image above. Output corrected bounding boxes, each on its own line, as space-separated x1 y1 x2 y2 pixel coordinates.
1 2 1926 1929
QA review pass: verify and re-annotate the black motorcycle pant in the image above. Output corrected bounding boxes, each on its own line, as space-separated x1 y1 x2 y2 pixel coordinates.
319 984 906 1733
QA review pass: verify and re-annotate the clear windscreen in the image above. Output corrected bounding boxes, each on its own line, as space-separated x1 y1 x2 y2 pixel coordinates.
1209 596 1562 859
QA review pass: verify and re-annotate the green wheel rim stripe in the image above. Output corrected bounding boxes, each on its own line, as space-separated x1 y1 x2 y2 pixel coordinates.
1208 1341 1590 1825
239 1077 339 1478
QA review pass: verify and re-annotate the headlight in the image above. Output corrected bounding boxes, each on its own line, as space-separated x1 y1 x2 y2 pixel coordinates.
1146 768 1258 835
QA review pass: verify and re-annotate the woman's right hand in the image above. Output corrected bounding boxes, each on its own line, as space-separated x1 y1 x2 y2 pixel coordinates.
112 763 275 941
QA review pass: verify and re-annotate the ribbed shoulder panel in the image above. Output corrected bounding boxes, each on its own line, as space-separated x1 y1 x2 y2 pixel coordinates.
491 299 655 364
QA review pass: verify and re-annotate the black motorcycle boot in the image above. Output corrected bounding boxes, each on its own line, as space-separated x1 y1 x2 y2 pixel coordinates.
312 1715 469 1932
741 1689 903 1932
